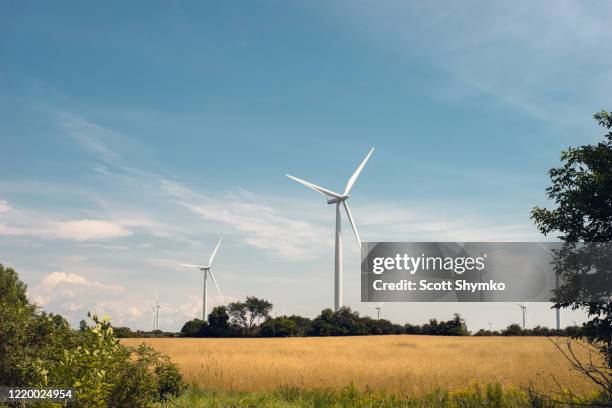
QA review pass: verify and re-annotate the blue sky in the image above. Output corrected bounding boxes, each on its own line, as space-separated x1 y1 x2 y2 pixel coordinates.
1 1 610 331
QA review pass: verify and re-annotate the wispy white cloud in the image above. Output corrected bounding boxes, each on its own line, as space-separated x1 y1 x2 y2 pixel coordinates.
52 220 131 241
0 202 132 241
56 111 121 163
160 179 331 259
357 203 541 242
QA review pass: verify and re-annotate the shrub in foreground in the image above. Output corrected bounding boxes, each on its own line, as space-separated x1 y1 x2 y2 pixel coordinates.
0 264 184 407
31 313 184 407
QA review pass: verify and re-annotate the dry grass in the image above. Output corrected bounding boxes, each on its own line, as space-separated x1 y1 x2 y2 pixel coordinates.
123 336 598 396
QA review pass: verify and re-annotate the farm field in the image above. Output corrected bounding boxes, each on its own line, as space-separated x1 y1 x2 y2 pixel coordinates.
123 335 598 396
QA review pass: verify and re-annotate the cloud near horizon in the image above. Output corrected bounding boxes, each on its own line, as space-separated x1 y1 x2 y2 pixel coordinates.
29 270 230 330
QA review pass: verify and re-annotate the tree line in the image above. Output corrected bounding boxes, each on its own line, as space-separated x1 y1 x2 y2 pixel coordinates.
164 296 583 338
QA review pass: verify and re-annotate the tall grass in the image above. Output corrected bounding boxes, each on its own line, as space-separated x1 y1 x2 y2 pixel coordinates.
124 335 599 397
158 383 606 408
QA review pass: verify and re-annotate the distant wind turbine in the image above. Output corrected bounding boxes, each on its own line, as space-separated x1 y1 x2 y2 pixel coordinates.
152 301 160 331
287 147 374 311
180 238 223 321
518 303 528 330
369 302 383 320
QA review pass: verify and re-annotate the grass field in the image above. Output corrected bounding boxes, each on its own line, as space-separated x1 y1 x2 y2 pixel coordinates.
123 335 598 397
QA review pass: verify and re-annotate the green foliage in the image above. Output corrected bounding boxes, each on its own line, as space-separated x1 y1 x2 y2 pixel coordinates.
180 318 208 337
0 301 38 385
164 383 601 407
107 343 183 406
38 313 130 406
112 326 176 338
260 316 298 337
181 305 582 338
0 263 28 304
420 314 469 336
502 324 524 336
306 307 407 337
28 313 184 407
205 305 234 337
0 302 73 386
531 110 612 367
228 296 273 335
0 265 184 407
113 326 138 338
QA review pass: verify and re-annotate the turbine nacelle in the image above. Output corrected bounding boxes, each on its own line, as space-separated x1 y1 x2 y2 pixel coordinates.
326 195 349 205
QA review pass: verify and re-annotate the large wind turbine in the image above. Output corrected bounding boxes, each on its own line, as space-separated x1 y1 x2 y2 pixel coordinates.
287 147 374 311
180 238 223 320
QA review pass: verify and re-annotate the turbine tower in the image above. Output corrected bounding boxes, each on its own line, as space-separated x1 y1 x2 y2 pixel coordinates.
152 301 160 331
287 147 374 311
518 303 528 330
180 238 223 320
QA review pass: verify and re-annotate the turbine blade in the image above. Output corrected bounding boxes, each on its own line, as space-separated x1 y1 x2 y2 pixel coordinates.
286 175 342 198
342 201 361 248
344 147 374 195
208 269 222 296
208 238 223 267
180 263 206 269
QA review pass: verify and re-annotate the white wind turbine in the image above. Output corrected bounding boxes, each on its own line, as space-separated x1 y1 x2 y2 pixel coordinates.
151 300 160 331
369 302 383 320
518 303 528 330
287 147 374 311
180 238 223 321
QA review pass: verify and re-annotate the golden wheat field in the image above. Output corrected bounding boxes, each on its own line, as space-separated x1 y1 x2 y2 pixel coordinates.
122 336 597 396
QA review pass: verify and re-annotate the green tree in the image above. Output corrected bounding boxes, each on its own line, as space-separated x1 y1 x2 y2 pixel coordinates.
228 296 273 335
502 324 524 336
308 307 369 336
205 306 234 337
286 314 313 336
0 263 28 304
180 319 207 337
531 110 612 367
0 264 73 386
260 316 297 337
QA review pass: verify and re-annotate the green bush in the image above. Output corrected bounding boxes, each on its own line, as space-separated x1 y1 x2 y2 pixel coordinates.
0 264 184 407
31 313 184 407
